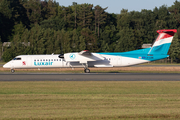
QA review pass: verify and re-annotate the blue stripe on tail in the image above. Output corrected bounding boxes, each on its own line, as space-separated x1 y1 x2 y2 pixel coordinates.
148 43 171 55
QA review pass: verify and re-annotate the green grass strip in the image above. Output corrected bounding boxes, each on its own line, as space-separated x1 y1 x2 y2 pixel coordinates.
0 81 180 119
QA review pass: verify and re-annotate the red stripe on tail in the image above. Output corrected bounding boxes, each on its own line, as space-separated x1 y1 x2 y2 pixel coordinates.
156 29 177 41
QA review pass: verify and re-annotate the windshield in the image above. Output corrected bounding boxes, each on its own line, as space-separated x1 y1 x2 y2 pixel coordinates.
13 57 21 60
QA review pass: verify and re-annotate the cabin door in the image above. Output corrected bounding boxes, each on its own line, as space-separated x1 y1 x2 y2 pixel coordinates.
60 59 65 67
117 56 121 66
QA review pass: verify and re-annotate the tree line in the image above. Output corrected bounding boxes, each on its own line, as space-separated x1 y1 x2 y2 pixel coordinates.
1 0 180 62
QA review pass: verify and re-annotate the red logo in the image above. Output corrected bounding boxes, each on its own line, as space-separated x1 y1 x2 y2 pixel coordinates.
22 61 26 65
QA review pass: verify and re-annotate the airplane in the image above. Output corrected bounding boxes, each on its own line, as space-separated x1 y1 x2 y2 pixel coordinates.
3 29 177 73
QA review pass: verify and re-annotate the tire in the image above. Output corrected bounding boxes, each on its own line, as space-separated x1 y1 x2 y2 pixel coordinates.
11 69 15 73
84 69 90 73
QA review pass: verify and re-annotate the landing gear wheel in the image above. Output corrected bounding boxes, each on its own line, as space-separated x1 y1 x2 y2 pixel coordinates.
11 69 15 73
84 69 90 73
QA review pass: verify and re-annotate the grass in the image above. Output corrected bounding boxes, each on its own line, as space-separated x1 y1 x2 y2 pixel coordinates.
1 81 180 119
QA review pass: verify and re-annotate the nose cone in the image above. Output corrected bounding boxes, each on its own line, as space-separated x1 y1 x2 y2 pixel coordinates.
3 62 11 68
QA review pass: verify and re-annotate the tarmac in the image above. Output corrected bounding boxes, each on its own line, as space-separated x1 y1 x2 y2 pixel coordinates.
0 73 180 81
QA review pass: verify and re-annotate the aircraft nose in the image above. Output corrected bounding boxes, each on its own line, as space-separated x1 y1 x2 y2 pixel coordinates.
3 62 11 68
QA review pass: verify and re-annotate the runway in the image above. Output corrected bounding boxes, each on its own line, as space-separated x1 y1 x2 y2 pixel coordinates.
0 73 180 81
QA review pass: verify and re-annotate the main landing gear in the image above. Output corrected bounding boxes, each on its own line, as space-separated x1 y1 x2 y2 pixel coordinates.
84 68 90 73
11 69 15 73
83 63 90 73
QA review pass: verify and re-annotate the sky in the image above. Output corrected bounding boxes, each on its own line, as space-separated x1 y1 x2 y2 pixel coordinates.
55 0 176 14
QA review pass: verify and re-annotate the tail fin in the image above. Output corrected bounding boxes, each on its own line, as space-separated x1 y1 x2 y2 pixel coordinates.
148 29 177 55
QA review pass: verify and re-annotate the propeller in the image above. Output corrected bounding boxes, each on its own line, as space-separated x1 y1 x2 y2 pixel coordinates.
58 54 64 58
58 41 64 59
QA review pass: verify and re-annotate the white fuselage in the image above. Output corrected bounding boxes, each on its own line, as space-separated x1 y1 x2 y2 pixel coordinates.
3 54 149 69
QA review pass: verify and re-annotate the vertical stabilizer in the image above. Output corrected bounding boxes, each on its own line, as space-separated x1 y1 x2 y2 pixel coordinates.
148 29 177 55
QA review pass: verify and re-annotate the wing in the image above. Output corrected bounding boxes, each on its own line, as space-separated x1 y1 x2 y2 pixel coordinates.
79 50 91 56
64 50 104 63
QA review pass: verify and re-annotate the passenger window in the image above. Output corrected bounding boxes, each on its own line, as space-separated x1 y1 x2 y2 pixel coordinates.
34 60 36 61
51 59 53 61
54 59 56 61
43 59 45 61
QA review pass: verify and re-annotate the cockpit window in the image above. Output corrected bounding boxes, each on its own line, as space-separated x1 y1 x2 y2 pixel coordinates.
13 57 21 60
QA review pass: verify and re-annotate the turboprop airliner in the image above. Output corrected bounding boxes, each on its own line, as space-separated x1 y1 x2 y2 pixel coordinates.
3 29 177 73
